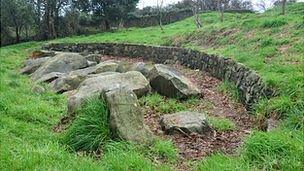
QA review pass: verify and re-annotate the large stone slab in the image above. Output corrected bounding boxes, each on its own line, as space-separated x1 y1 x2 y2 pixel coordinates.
51 72 118 93
68 71 151 114
69 61 118 76
148 64 200 99
36 72 64 83
31 53 89 81
103 87 154 143
20 57 51 74
50 61 119 93
160 111 211 135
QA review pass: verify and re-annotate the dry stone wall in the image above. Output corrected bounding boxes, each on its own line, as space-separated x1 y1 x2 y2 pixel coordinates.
43 43 273 109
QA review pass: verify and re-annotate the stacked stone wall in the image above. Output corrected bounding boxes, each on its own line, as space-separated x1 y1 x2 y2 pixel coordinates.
44 43 273 109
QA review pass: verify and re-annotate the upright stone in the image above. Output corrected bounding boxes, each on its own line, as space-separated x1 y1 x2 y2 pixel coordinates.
104 87 154 143
148 64 200 99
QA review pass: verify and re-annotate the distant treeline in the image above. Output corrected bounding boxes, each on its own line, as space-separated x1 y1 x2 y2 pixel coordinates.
1 0 259 46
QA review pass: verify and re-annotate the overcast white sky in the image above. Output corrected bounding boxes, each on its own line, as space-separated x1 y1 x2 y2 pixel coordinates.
137 0 304 10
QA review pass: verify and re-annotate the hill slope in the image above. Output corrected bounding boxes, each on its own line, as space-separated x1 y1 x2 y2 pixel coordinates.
0 3 303 171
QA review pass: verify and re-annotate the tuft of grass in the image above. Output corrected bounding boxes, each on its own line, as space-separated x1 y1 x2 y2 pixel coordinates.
208 116 237 131
217 81 241 103
62 96 110 152
152 139 179 162
196 153 251 171
140 93 192 114
261 18 287 28
101 141 171 171
242 130 304 170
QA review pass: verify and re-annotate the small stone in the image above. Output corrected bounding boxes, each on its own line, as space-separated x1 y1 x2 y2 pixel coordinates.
131 62 152 77
160 111 211 135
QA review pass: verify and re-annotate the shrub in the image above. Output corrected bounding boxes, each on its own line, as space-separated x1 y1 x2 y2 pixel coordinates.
62 96 110 151
261 19 287 28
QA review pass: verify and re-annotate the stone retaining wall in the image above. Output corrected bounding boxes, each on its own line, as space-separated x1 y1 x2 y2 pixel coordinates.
125 9 193 28
43 43 273 109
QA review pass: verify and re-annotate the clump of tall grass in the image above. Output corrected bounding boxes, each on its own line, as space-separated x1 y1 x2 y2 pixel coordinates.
217 81 241 102
152 139 179 162
62 96 110 151
242 130 304 170
101 141 170 170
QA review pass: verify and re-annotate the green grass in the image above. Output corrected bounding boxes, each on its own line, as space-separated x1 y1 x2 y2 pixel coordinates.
101 141 171 171
242 130 304 170
208 116 237 131
0 43 171 170
152 139 179 162
1 2 304 171
217 81 241 103
0 43 106 170
62 96 110 152
139 93 193 114
196 153 251 171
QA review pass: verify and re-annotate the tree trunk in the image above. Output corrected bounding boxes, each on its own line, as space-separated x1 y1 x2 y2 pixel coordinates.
15 26 20 43
118 18 124 29
218 0 224 22
282 0 287 15
25 26 29 39
158 0 164 31
105 20 110 30
192 3 202 29
49 10 57 38
195 14 202 28
220 9 224 22
43 0 50 40
159 14 163 30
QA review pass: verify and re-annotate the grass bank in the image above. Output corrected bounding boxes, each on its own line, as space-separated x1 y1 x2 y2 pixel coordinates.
1 3 303 171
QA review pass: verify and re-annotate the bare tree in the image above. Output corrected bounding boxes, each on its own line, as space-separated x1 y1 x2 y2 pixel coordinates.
157 0 164 30
281 0 287 15
217 0 224 22
191 0 202 28
255 0 267 12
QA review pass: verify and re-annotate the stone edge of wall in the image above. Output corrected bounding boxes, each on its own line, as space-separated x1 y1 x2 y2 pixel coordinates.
43 42 274 110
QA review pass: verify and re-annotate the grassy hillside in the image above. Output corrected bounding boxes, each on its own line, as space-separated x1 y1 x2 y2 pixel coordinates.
1 3 303 171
